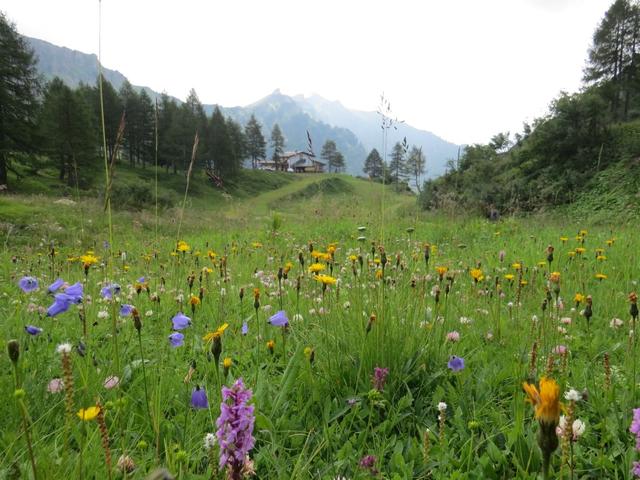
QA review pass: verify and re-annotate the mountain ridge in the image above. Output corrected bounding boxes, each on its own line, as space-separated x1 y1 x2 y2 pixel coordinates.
25 35 459 178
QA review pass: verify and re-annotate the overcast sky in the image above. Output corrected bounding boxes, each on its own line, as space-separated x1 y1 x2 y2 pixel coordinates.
3 0 613 145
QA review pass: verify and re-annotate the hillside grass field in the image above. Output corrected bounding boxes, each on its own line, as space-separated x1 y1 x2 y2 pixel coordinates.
1 167 639 479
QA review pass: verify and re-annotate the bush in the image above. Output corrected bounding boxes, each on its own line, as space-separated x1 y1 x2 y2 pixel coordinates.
110 184 176 210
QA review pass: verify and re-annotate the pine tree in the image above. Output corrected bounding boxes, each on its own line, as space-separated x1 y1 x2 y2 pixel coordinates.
39 78 95 186
270 123 285 170
226 118 246 177
244 114 266 169
0 12 40 185
320 140 337 171
584 0 640 120
208 106 232 177
363 148 384 179
389 140 408 191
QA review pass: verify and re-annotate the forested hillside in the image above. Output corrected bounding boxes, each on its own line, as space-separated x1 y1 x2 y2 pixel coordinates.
420 0 640 217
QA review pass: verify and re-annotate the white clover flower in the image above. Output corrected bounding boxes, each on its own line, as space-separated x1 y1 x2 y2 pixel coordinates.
203 433 216 450
437 401 447 412
56 343 72 354
343 301 351 309
564 389 581 402
145 310 153 317
610 318 624 329
572 419 586 438
262 304 272 313
97 310 109 320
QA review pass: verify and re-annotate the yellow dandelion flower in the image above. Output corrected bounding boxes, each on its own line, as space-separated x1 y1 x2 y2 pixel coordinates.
575 247 586 255
309 263 326 273
549 271 561 283
522 377 562 424
315 274 337 285
375 269 383 280
251 242 263 249
595 273 607 280
560 236 569 243
223 357 233 369
202 322 229 342
574 293 585 304
470 268 483 282
436 266 448 277
348 254 358 262
512 263 522 271
176 240 190 252
504 274 515 281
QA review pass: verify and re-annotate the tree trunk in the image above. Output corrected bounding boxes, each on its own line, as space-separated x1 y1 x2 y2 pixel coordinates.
0 154 8 185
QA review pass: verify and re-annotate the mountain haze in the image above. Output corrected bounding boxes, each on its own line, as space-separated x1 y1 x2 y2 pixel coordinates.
25 35 458 178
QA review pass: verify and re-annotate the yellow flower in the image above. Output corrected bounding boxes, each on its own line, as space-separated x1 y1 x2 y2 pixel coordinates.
77 406 100 421
327 244 337 254
567 251 576 258
266 340 275 351
309 263 326 273
304 346 313 358
470 268 483 282
375 269 383 280
208 250 217 260
251 242 263 249
574 293 585 304
311 250 323 259
202 323 229 342
575 247 586 255
315 274 337 285
596 255 606 261
176 240 190 252
560 236 569 243
579 229 588 236
606 239 614 246
223 357 233 369
522 377 561 425
189 295 200 306
595 273 607 280
348 254 358 262
504 274 515 281
549 271 561 283
537 261 547 268
436 266 448 277
79 253 99 267
512 263 522 271
520 280 528 286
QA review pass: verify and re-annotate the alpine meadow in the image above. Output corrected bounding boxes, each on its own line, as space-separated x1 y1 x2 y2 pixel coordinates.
2 1 640 479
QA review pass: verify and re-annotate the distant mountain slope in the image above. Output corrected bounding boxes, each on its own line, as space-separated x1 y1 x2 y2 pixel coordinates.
25 35 458 178
27 37 127 89
218 90 367 175
295 94 460 177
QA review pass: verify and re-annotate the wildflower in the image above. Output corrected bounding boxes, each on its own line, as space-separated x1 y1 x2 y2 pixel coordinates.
241 322 249 335
203 323 229 342
309 263 325 274
24 325 42 336
504 274 515 281
314 274 337 285
436 266 448 279
611 318 624 329
77 405 100 421
119 304 134 317
191 386 209 409
557 416 586 440
523 377 562 478
267 340 275 354
446 331 460 342
499 250 506 262
176 240 190 252
168 332 184 348
216 378 255 477
595 273 607 280
116 455 136 474
553 345 568 355
223 358 233 376
47 378 64 393
204 433 216 450
447 355 465 372
269 310 289 327
359 455 378 475
630 408 640 450
470 268 483 283
47 278 64 293
549 271 561 283
101 283 121 300
171 312 191 330
103 376 120 389
57 343 73 354
18 276 39 293
371 367 389 391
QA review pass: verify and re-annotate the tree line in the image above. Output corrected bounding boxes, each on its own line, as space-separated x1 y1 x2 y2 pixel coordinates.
362 139 426 192
0 11 353 189
420 0 640 213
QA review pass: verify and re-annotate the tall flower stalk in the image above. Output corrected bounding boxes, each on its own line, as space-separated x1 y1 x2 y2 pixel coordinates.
216 378 255 479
